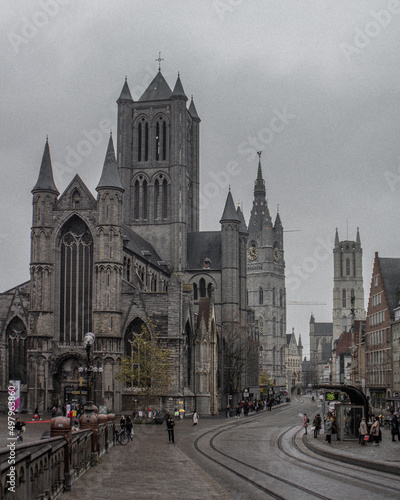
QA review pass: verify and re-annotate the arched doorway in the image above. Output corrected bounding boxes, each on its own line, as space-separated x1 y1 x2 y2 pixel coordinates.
53 355 86 408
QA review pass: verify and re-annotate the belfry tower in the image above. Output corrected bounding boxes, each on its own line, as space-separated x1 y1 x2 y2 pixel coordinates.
333 228 365 341
246 153 286 388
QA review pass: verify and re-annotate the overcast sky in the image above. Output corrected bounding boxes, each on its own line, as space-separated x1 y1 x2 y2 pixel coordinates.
2 0 400 357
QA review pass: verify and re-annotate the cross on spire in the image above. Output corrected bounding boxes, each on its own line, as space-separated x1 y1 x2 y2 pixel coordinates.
155 51 164 71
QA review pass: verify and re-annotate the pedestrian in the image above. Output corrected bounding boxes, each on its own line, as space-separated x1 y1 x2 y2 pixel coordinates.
303 413 309 434
312 413 321 438
192 409 199 426
226 404 231 418
15 418 25 443
391 412 399 442
358 417 368 445
236 403 241 418
166 415 175 443
371 416 380 446
120 415 126 429
125 415 133 440
325 415 332 444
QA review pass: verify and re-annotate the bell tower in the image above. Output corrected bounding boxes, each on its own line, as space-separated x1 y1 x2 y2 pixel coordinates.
116 67 200 271
247 153 286 387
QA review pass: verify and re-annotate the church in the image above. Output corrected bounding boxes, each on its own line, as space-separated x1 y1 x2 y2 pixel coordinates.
0 67 286 414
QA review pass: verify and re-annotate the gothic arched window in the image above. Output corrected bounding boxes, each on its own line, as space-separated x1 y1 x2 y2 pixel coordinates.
154 179 160 220
273 317 276 336
193 283 198 300
142 180 148 219
7 317 27 384
162 178 168 219
59 215 93 343
346 258 350 276
137 119 149 162
155 116 167 161
259 287 263 305
272 287 276 306
199 278 206 298
134 180 140 220
342 289 346 308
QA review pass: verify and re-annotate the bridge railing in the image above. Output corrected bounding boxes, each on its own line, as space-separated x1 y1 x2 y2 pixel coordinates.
0 414 115 500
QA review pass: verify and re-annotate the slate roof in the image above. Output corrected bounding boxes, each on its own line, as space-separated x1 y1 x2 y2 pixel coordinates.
171 74 187 99
379 257 400 314
187 232 222 270
220 190 240 223
139 71 172 102
122 224 170 274
118 79 133 102
314 322 333 336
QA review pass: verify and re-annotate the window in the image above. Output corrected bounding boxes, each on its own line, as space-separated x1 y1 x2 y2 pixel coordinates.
199 278 206 298
137 119 149 162
7 317 27 384
59 215 93 343
193 283 198 300
342 289 346 308
155 117 167 161
272 287 276 306
259 287 263 305
346 258 350 276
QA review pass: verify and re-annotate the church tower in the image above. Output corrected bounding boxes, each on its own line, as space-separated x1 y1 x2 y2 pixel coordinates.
116 69 200 272
247 154 286 388
332 228 365 341
94 135 124 339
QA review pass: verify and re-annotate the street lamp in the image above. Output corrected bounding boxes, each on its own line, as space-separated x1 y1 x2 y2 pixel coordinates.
83 332 95 414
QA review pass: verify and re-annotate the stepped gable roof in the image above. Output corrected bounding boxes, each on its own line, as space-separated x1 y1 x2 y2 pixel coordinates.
96 135 124 191
32 139 59 195
187 232 222 270
335 331 352 355
313 322 333 336
378 257 400 313
220 190 240 223
122 224 171 273
189 97 200 120
139 71 172 102
118 78 133 102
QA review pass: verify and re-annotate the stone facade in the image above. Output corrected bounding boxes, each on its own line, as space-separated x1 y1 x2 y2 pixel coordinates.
285 328 303 393
0 69 261 415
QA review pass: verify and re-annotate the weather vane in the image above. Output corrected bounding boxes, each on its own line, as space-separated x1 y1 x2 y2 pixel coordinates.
155 51 164 71
257 151 262 159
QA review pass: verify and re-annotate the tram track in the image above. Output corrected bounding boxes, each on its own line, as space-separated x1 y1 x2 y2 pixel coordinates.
193 398 400 499
194 399 333 500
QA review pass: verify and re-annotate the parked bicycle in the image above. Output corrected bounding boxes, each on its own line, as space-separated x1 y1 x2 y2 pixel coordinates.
115 427 129 445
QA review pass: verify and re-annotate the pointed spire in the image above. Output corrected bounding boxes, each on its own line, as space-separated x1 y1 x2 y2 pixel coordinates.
96 134 124 192
335 227 339 247
171 73 188 100
117 77 133 103
32 138 59 195
274 208 282 228
298 334 303 348
139 71 172 102
237 204 248 234
189 95 200 121
356 227 361 245
220 189 240 224
254 151 266 197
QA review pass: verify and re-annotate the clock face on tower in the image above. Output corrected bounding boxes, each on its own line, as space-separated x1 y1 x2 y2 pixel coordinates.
247 245 258 261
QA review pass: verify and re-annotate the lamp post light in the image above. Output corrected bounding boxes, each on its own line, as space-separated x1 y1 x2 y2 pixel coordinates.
83 332 96 415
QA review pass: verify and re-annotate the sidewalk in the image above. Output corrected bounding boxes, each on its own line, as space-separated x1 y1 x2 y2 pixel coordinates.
303 427 400 475
61 417 233 500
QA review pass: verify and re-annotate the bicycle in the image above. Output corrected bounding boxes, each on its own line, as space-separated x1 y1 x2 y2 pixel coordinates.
16 430 23 444
115 427 129 445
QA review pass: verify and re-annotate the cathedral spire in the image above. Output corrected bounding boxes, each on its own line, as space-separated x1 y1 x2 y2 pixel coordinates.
189 95 200 121
96 134 124 192
335 227 339 247
356 227 361 245
32 138 59 195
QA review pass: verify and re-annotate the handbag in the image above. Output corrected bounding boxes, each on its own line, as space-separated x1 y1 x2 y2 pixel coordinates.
363 435 370 441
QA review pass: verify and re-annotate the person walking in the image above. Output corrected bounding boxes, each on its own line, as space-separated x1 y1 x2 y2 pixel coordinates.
325 415 332 444
391 412 399 442
358 417 368 445
226 404 231 418
235 403 241 419
125 415 133 440
312 413 321 438
15 418 25 443
371 416 380 446
303 413 309 434
192 409 199 426
166 415 175 443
